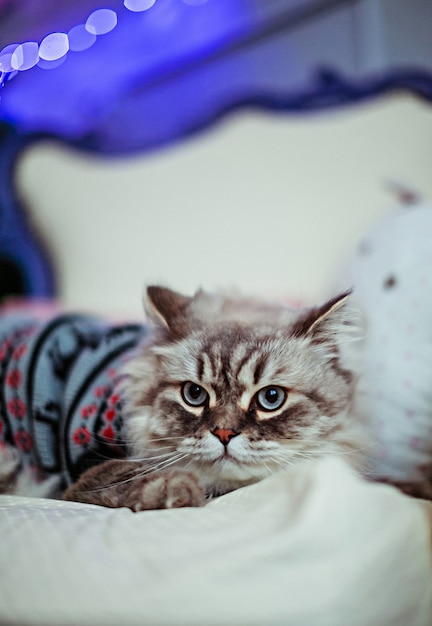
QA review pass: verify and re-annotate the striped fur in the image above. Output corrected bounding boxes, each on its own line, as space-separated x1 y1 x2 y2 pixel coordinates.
123 287 366 498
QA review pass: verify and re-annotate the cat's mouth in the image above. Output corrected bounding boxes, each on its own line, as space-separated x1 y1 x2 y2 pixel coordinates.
197 448 240 466
221 449 239 463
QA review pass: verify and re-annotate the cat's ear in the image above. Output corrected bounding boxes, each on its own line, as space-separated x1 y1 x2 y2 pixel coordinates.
144 286 192 330
292 291 354 344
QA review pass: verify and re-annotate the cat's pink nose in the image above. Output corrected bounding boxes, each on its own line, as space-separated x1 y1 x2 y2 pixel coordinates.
212 427 239 446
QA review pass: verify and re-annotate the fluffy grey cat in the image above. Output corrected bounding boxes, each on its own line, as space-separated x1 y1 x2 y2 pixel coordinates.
63 286 367 510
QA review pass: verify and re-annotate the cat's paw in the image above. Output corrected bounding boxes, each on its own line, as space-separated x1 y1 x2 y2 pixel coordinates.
63 460 205 510
125 468 205 511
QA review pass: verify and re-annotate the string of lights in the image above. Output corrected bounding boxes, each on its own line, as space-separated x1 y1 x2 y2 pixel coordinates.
0 0 207 86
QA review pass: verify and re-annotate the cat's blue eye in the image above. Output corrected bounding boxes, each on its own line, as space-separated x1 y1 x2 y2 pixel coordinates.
181 381 209 407
256 386 287 412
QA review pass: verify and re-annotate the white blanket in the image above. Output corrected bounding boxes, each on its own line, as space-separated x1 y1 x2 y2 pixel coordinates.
1 457 431 626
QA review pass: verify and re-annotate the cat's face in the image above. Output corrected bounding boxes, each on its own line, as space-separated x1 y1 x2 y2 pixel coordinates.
124 287 361 495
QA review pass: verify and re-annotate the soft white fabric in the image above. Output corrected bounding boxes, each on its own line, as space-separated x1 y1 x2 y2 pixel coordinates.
1 457 431 626
335 202 432 481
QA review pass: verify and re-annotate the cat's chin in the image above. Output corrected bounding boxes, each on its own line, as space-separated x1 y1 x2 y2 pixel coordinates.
190 455 271 495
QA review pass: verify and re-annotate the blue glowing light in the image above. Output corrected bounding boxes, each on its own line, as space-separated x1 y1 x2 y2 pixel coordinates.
124 0 156 11
68 24 97 52
0 0 210 87
0 44 19 73
11 42 39 71
85 9 118 36
39 33 69 61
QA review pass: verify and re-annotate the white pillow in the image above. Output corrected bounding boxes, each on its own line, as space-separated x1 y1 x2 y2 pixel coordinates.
335 202 432 481
1 457 431 626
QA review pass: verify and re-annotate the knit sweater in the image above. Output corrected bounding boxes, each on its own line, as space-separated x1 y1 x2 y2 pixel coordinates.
0 313 147 487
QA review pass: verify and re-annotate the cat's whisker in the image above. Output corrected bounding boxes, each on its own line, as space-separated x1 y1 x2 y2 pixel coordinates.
126 451 179 463
79 452 191 494
148 436 188 442
127 449 176 456
90 433 173 452
86 433 180 462
179 456 196 471
129 452 191 476
88 433 130 448
260 458 275 476
265 449 313 469
265 444 368 475
83 448 128 463
268 455 297 470
292 443 370 458
127 443 182 453
91 438 130 448
150 453 191 473
91 435 186 447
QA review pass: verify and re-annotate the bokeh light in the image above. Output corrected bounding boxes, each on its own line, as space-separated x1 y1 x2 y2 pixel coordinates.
124 0 156 12
0 0 204 83
85 9 118 36
39 33 69 61
11 42 39 71
68 24 97 52
0 44 19 73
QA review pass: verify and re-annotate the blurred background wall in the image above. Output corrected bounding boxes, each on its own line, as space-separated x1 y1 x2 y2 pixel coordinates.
17 91 432 318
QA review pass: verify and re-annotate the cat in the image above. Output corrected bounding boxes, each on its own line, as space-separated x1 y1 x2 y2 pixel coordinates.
62 285 367 510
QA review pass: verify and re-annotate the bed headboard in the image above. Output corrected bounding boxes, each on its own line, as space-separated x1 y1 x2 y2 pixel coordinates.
1 0 431 300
